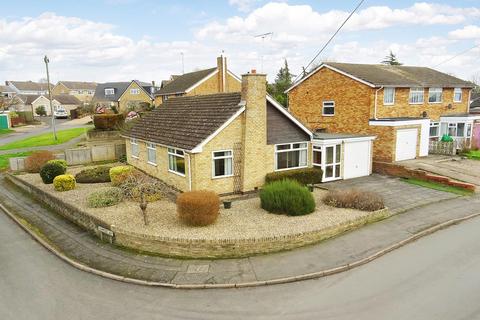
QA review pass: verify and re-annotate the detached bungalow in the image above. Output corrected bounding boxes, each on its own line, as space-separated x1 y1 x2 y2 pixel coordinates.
124 71 375 194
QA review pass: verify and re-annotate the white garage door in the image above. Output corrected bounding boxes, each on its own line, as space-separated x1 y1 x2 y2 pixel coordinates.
395 128 417 161
343 140 372 179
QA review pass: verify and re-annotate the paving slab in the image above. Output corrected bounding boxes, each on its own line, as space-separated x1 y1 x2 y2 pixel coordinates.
1 174 479 287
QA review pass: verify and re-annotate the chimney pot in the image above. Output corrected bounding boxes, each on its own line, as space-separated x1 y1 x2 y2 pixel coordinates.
251 69 257 74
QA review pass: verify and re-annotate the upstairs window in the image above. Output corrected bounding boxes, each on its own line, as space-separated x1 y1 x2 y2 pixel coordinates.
146 143 156 165
130 139 139 158
168 148 185 176
453 88 462 102
322 101 335 116
130 88 140 95
212 150 233 178
409 88 424 104
104 88 114 96
383 87 395 105
428 87 442 103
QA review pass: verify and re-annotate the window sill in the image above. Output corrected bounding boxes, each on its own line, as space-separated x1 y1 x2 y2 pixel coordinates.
147 161 157 166
453 100 462 103
383 103 394 106
408 102 424 105
168 169 186 177
428 101 442 104
212 174 234 180
322 114 335 117
131 155 139 159
274 165 308 172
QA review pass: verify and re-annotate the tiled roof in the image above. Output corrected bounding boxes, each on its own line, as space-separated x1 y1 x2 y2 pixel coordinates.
154 68 217 96
324 62 474 88
93 82 131 102
125 92 243 150
0 85 15 93
58 81 97 90
8 81 52 91
53 94 81 105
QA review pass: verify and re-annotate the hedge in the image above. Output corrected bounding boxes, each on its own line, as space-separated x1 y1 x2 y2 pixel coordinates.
75 166 112 183
265 167 323 185
93 114 125 130
177 190 220 226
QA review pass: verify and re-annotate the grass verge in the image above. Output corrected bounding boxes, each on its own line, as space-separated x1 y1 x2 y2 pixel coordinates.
0 152 33 170
0 127 89 151
0 128 14 136
401 177 474 196
463 150 480 160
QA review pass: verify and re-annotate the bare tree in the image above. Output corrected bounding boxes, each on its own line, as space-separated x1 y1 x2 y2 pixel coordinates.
470 73 480 94
120 171 165 226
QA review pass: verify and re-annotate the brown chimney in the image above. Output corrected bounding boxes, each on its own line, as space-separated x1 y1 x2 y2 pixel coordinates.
240 71 267 192
217 56 227 93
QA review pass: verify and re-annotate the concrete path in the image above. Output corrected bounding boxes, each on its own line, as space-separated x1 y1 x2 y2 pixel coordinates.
1 174 479 287
401 155 480 187
3 199 480 319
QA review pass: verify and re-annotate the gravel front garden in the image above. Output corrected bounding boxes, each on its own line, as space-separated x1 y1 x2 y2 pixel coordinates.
17 168 387 242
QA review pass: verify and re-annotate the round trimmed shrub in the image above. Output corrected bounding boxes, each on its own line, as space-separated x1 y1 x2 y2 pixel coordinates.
177 190 220 226
75 166 112 183
109 165 133 186
53 174 76 192
260 179 316 216
87 187 124 208
39 162 67 184
47 159 67 170
25 151 55 173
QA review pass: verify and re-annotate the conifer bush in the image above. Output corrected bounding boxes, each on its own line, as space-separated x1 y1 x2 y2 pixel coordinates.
53 174 76 191
260 179 316 216
39 162 67 184
177 190 220 226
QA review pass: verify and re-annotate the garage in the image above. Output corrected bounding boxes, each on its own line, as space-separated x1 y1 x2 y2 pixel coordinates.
312 133 376 182
395 128 417 161
343 140 372 179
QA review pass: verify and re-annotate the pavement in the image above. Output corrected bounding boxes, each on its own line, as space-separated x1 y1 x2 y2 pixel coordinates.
1 173 479 287
401 155 480 187
3 200 480 320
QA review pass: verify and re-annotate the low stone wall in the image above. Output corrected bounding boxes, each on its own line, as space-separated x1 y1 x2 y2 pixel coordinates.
373 161 476 191
7 173 389 259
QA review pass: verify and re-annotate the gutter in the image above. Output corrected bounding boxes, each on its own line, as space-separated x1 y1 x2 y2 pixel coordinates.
374 86 384 120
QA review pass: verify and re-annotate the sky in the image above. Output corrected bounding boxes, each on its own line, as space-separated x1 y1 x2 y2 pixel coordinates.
0 0 479 84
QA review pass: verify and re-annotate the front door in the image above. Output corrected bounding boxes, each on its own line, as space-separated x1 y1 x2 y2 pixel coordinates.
324 144 342 182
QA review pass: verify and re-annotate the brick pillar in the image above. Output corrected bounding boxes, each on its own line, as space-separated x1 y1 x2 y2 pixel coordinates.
240 70 267 192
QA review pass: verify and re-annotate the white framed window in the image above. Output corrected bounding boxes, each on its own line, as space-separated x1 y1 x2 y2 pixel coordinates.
146 143 156 165
453 88 462 103
312 145 322 166
130 139 139 158
212 150 233 178
322 101 335 116
409 87 424 104
383 87 395 105
429 122 439 138
130 88 140 95
104 88 114 96
275 142 308 171
428 87 442 103
168 148 185 176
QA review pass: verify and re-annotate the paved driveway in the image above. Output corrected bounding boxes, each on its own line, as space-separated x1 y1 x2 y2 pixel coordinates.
323 174 458 214
401 155 480 187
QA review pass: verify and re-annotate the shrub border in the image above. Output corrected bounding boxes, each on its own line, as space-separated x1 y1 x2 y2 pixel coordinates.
7 173 389 259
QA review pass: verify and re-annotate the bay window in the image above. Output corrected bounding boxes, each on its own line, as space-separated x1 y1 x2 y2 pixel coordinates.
409 88 424 104
168 148 185 175
428 88 442 103
212 150 233 178
383 87 395 105
275 142 308 171
146 143 156 165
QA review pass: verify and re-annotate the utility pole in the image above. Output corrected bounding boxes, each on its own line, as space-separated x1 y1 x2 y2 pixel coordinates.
43 55 57 141
180 52 185 74
254 32 273 73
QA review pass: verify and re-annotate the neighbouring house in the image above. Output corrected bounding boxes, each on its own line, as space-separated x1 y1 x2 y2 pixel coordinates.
287 62 479 163
52 81 97 103
92 80 157 113
123 71 376 194
0 85 16 99
154 56 242 106
5 81 52 95
11 94 81 117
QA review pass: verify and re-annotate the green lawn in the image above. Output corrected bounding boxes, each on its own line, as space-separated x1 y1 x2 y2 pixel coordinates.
464 150 480 160
401 178 473 196
0 152 32 170
0 127 88 151
0 129 14 136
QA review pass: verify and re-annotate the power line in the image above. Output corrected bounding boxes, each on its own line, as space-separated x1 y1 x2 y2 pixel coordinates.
432 43 480 68
293 0 366 83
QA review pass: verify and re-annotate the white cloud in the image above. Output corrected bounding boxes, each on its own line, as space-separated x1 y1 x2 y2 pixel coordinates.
449 25 480 39
229 0 259 12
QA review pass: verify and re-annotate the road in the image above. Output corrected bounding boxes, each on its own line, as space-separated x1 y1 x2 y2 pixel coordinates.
1 210 480 320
